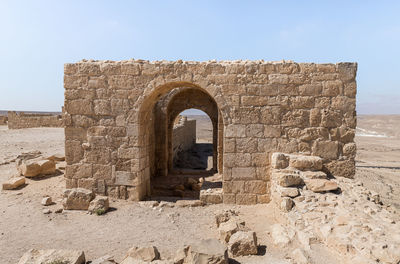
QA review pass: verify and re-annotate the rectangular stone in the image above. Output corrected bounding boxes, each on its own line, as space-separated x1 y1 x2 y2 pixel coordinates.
232 167 256 180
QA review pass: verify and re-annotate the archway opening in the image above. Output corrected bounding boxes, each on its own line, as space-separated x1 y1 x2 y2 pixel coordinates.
172 109 214 172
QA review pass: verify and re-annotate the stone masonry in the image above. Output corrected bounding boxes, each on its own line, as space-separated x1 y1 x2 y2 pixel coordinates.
172 116 196 165
63 59 357 204
8 111 63 129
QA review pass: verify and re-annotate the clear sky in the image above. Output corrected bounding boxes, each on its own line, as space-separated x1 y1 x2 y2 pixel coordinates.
0 0 399 114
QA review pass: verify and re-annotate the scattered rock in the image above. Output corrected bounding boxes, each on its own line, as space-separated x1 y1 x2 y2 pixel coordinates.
37 159 56 175
228 231 258 257
124 246 160 262
91 254 117 264
185 239 228 264
18 249 85 264
271 224 295 247
218 219 247 243
2 176 25 190
54 207 63 214
280 197 294 212
277 173 304 187
16 150 42 161
215 210 238 227
47 153 66 161
88 196 109 214
42 209 51 214
41 196 52 206
63 188 95 210
289 155 323 171
305 179 338 193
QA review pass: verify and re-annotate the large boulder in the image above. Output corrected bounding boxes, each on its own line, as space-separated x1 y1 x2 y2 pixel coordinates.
289 155 323 171
123 246 160 262
18 249 85 264
2 176 25 190
228 231 258 257
63 188 95 210
185 239 228 264
305 179 338 193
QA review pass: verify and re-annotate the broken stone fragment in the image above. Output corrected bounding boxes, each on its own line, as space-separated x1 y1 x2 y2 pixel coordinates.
2 176 25 190
17 160 41 177
90 254 117 264
301 170 328 180
88 195 109 213
289 155 323 171
277 186 299 198
37 159 56 175
18 249 85 264
41 196 52 206
46 153 66 161
228 231 258 257
123 246 160 262
215 210 238 227
305 179 338 193
63 188 95 210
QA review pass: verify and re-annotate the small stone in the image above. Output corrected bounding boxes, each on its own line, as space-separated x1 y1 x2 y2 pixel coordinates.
278 187 299 198
218 219 247 243
88 196 109 214
280 197 294 212
2 176 25 190
46 153 66 161
41 196 52 206
54 207 63 213
228 231 258 257
42 209 51 214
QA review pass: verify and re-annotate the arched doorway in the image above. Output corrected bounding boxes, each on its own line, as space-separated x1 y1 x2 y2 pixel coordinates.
133 82 224 200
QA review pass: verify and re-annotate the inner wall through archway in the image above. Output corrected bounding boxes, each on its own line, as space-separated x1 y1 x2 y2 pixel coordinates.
172 109 214 172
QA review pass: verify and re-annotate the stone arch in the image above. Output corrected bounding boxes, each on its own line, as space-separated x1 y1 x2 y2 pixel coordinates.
130 81 226 200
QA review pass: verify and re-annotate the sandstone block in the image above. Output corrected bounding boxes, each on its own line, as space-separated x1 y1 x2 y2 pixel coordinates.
18 160 41 177
311 140 339 160
301 171 328 180
218 219 247 243
228 231 258 257
88 195 109 213
186 239 228 264
277 173 304 187
289 155 322 171
2 177 25 190
37 159 56 175
278 187 299 198
63 188 95 210
325 160 355 178
271 153 289 169
124 246 160 262
280 197 294 212
305 179 338 193
18 249 85 264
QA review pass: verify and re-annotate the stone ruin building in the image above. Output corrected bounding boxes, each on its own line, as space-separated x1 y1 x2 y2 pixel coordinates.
7 111 63 129
63 60 357 205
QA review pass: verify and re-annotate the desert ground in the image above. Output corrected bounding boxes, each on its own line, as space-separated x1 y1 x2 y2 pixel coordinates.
0 115 399 263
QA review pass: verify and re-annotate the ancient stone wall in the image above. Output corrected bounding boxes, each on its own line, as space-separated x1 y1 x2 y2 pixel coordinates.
63 59 357 204
7 111 63 129
0 116 7 125
172 117 196 164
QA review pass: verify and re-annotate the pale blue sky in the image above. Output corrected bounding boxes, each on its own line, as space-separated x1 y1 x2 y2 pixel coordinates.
0 1 399 114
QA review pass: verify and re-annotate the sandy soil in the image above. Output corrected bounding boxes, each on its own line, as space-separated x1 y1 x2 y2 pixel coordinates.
1 115 400 263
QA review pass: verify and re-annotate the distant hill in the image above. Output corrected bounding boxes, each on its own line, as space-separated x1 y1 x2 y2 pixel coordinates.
0 110 62 116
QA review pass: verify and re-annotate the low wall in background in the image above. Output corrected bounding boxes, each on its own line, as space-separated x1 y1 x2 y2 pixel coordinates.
8 111 63 129
172 117 196 161
0 116 7 125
